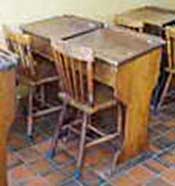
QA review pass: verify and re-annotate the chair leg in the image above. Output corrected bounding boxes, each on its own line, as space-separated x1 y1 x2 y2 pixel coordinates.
157 73 172 110
111 150 121 175
46 104 67 160
110 103 123 174
117 103 123 134
74 113 88 180
62 110 80 143
40 85 45 106
27 87 34 141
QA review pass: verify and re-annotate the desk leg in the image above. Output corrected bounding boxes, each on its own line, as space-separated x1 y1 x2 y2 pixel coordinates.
116 49 162 162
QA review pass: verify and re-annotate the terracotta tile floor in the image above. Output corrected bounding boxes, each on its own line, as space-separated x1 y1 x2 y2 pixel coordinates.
7 92 175 186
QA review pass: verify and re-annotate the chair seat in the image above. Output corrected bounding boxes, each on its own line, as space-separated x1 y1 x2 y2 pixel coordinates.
18 57 58 86
58 82 117 114
17 74 58 98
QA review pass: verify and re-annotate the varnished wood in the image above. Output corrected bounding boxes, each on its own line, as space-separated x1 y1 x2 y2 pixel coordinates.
114 6 175 32
3 27 60 138
49 41 123 174
52 41 95 105
0 69 16 186
62 27 163 162
25 20 164 162
3 26 36 76
21 15 103 60
114 6 175 111
52 41 118 113
67 27 163 67
21 15 102 40
116 49 161 161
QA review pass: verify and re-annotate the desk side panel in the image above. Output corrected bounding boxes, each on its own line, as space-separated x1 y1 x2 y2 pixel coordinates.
116 48 162 162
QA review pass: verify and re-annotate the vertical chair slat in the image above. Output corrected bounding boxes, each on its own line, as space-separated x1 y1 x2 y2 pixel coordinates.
70 57 79 100
53 49 66 91
63 55 74 97
26 45 36 76
78 60 85 103
87 60 94 106
59 53 69 93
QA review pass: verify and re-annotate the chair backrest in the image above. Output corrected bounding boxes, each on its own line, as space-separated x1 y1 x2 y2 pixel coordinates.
52 41 95 106
166 27 175 69
3 25 36 75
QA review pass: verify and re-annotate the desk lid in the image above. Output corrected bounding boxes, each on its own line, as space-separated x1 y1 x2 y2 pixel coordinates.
66 26 165 66
21 15 103 41
115 6 175 28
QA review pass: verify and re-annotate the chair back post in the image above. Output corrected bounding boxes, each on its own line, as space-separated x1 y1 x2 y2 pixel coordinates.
3 25 36 76
166 27 175 69
87 58 94 106
83 47 94 106
52 41 95 106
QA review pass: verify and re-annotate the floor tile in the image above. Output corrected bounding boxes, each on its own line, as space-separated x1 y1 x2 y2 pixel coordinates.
44 171 67 186
111 174 141 186
162 167 175 184
7 90 175 186
34 139 51 154
8 164 35 184
28 158 54 176
7 133 28 151
128 165 156 185
166 130 175 141
16 146 41 163
143 159 168 174
7 152 23 169
160 153 175 166
145 177 174 186
53 150 74 168
20 176 49 186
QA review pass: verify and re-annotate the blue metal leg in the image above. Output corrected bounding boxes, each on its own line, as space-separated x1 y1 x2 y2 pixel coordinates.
27 135 34 143
45 149 56 160
74 169 81 180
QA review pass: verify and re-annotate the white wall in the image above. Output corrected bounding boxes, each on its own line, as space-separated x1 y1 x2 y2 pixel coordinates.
0 0 148 26
0 0 150 43
2 1 175 32
148 1 175 9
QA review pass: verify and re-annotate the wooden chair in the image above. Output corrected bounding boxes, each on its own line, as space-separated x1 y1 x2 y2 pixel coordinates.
47 41 124 179
157 27 175 109
3 26 60 140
